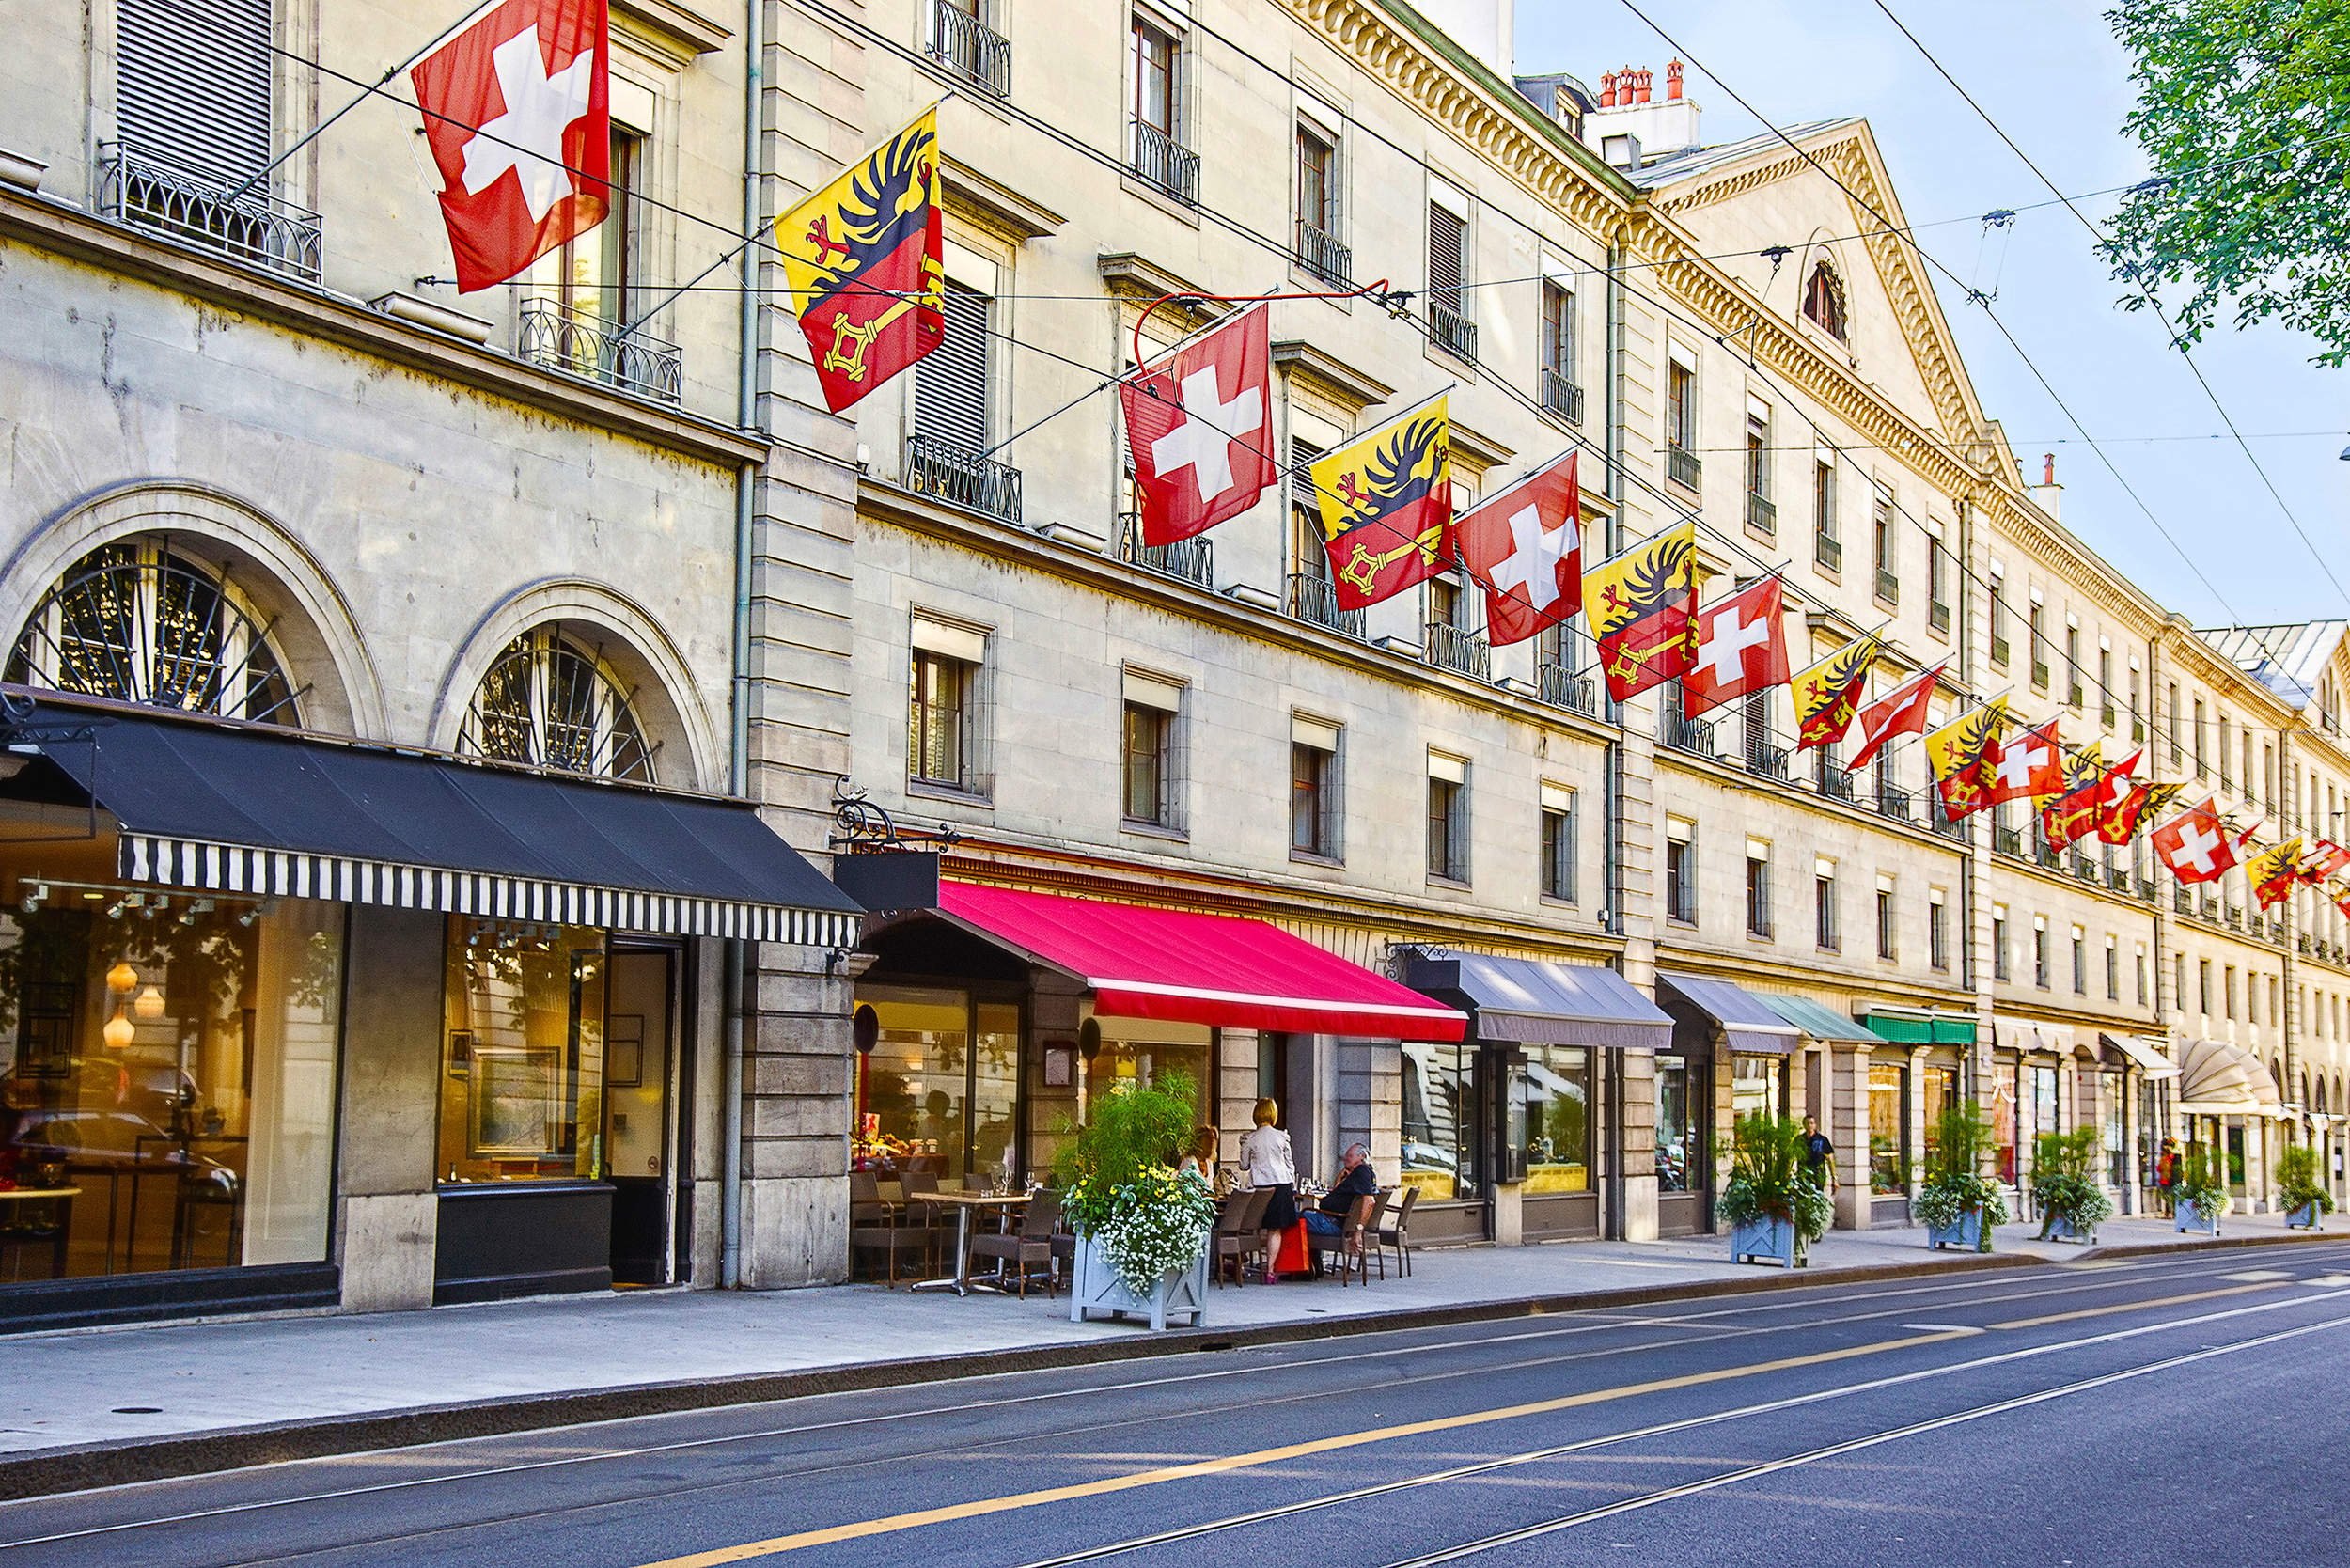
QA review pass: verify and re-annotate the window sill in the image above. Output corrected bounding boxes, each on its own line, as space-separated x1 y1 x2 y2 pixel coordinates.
1422 338 1479 381
1817 944 1841 956
1668 917 1697 931
1426 873 1472 892
1747 929 1775 944
1812 557 1841 586
907 778 994 808
1538 893 1579 911
1120 170 1201 228
1121 818 1189 844
1289 847 1345 870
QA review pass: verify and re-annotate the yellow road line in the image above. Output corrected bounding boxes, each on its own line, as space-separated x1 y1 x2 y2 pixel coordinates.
630 1328 1971 1567
1989 1280 2280 1330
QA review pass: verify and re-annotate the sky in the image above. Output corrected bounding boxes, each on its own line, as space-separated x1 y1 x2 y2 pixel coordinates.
1512 0 2350 630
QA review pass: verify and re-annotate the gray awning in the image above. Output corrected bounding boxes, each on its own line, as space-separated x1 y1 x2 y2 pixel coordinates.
2099 1033 2179 1080
1400 950 1672 1050
1657 972 1804 1055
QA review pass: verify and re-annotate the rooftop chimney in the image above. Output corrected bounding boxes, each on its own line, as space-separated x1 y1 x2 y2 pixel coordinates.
2026 451 2062 521
1585 61 1700 163
1667 60 1684 100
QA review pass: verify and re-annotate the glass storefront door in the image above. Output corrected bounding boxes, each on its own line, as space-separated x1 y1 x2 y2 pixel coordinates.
1655 1052 1705 1236
1868 1060 1908 1195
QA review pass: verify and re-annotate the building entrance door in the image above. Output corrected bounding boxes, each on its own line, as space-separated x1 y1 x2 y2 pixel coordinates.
604 947 677 1286
1655 1051 1706 1236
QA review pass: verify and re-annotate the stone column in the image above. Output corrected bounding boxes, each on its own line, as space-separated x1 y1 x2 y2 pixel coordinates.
737 942 854 1288
333 907 446 1313
1620 1047 1658 1240
1832 1043 1869 1231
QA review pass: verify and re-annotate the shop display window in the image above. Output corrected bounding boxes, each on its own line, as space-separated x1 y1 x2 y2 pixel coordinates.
0 861 342 1281
856 988 1018 1184
440 918 606 1184
1868 1060 1907 1193
1993 1060 2018 1184
1731 1054 1785 1125
1402 1042 1480 1201
1920 1063 1959 1172
1654 1053 1693 1193
1519 1045 1590 1193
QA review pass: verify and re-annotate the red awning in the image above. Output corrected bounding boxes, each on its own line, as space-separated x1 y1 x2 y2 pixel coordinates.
936 881 1466 1041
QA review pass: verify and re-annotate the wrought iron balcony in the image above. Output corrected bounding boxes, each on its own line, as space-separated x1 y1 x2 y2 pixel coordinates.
1815 531 1842 572
1129 120 1198 205
1875 782 1913 822
906 433 1023 522
1996 825 2025 858
1874 567 1899 604
99 146 322 283
1746 736 1792 781
1537 661 1595 714
1541 368 1584 425
1426 301 1478 363
928 0 1010 94
2301 933 2314 956
2073 854 2097 884
1747 492 1777 537
1116 512 1211 587
2174 886 2192 916
2035 842 2061 870
1295 221 1352 287
2102 702 2118 729
1816 768 1857 804
2107 866 2132 893
2225 903 2244 930
1287 572 1365 638
1668 445 1701 492
1662 711 1716 758
1934 810 1970 843
516 299 682 405
2032 660 2050 689
1425 620 1492 680
2137 877 2156 902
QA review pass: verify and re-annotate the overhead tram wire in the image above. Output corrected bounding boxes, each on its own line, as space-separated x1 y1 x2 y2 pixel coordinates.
1867 0 2350 614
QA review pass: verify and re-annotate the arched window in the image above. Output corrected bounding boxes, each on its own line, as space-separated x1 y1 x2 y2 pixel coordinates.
1802 260 1847 340
7 538 299 723
457 626 656 782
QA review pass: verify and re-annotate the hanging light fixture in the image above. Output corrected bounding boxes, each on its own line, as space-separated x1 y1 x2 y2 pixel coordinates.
105 960 137 996
102 1011 134 1050
133 985 165 1021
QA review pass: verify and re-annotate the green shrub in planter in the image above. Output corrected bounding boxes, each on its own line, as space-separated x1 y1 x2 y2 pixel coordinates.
2279 1144 2332 1230
2175 1144 2230 1235
2031 1127 2113 1241
1052 1070 1216 1296
1914 1100 2007 1252
1718 1113 1834 1264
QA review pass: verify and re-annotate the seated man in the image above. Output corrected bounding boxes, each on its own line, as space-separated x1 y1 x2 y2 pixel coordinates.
1301 1142 1379 1239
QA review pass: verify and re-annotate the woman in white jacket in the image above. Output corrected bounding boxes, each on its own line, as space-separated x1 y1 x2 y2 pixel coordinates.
1239 1097 1299 1231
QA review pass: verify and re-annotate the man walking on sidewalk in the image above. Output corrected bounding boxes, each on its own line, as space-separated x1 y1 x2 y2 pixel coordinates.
1801 1115 1836 1197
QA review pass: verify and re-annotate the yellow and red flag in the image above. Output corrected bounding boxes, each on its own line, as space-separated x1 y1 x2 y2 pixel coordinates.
1309 402 1454 610
2250 838 2303 910
1926 698 2008 819
2335 886 2350 921
2099 780 2186 845
1790 634 1882 750
779 107 945 414
1583 522 1697 702
2040 741 2110 851
2298 839 2350 884
2087 748 2145 838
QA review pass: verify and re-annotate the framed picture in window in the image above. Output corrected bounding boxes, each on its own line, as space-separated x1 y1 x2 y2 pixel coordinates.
471 1047 560 1155
606 1014 645 1088
446 1029 472 1078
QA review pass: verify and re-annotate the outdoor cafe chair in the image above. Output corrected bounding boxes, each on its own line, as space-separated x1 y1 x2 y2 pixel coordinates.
1377 1184 1419 1278
1210 1187 1270 1287
851 1171 940 1288
968 1189 1061 1299
1310 1193 1378 1286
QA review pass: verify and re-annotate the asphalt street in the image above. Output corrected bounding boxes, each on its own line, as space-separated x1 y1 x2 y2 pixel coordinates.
8 1242 2350 1567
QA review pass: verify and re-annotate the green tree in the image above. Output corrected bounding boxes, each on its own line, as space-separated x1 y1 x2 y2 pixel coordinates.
2104 0 2350 363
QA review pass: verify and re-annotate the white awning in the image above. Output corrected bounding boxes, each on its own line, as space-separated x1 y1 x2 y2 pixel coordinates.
2100 1032 2179 1080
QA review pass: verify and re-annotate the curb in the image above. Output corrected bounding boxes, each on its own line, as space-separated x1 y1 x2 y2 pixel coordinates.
2075 1226 2350 1262
0 1249 2044 1501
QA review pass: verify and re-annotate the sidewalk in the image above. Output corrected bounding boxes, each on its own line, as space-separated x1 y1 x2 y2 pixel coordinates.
0 1207 2329 1494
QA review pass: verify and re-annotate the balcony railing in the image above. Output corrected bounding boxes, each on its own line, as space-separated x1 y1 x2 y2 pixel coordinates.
1815 532 1842 572
1537 661 1596 714
1816 768 1857 804
1426 620 1492 680
906 433 1023 522
1668 445 1702 492
1541 368 1585 425
1934 810 1970 843
1747 492 1777 536
2073 854 2098 884
99 146 323 284
1996 825 2025 857
2174 886 2193 917
1427 301 1478 363
2102 703 2118 729
1662 711 1716 758
2107 866 2133 893
1746 736 1792 781
516 299 683 405
1875 782 1913 822
2225 903 2244 930
1117 512 1211 587
1129 120 1199 205
1288 572 1365 638
1296 220 1352 287
2138 877 2156 902
1874 567 1900 604
2032 659 2051 689
928 0 1010 94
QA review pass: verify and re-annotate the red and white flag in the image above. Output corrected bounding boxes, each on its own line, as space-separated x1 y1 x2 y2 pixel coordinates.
2299 839 2350 885
1680 575 1788 716
1455 457 1581 647
2088 748 2144 836
1983 715 2064 805
2152 800 2244 886
414 0 610 293
1120 306 1278 547
1847 663 1943 770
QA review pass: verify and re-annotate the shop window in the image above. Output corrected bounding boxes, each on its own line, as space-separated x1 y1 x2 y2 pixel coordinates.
459 626 656 782
1920 1064 1959 1172
1732 1054 1785 1123
1655 1054 1693 1193
1993 1060 2018 1184
1518 1045 1590 1193
440 920 607 1184
1401 1041 1479 1203
0 884 343 1280
853 987 1020 1184
7 539 300 725
1869 1061 1907 1194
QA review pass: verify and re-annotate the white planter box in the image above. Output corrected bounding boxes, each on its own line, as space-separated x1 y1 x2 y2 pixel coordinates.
1069 1231 1208 1330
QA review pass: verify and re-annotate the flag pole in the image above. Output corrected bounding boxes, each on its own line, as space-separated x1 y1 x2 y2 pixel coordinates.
224 0 508 206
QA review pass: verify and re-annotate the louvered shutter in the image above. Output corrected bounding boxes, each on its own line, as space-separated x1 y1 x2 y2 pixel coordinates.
1427 205 1464 312
914 284 992 454
118 0 274 185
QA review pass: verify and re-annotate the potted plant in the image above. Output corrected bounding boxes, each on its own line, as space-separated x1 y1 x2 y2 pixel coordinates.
1054 1070 1216 1330
1914 1100 2008 1253
1717 1113 1834 1268
2175 1145 2229 1237
2030 1127 2114 1244
2279 1144 2331 1231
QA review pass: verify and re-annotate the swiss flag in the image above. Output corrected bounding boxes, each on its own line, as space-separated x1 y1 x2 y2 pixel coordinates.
1680 575 1788 716
1120 306 1278 546
1847 664 1943 770
2152 801 2242 885
1983 716 2063 805
1455 457 1581 647
414 0 610 293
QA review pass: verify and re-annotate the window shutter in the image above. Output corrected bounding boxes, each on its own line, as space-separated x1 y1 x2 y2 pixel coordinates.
1427 204 1464 306
914 283 993 453
118 0 274 184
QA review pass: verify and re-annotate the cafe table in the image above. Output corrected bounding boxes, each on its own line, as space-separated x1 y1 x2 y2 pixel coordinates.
910 1190 1033 1296
0 1186 79 1278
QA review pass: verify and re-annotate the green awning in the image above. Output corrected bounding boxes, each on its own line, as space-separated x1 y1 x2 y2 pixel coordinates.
1760 994 1887 1044
1860 1005 1980 1044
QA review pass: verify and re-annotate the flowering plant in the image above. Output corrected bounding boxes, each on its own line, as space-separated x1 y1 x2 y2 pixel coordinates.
1052 1071 1215 1294
1915 1101 2007 1249
1089 1165 1217 1294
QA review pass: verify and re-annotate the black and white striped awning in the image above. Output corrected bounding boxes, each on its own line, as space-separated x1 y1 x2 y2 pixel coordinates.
20 698 862 946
